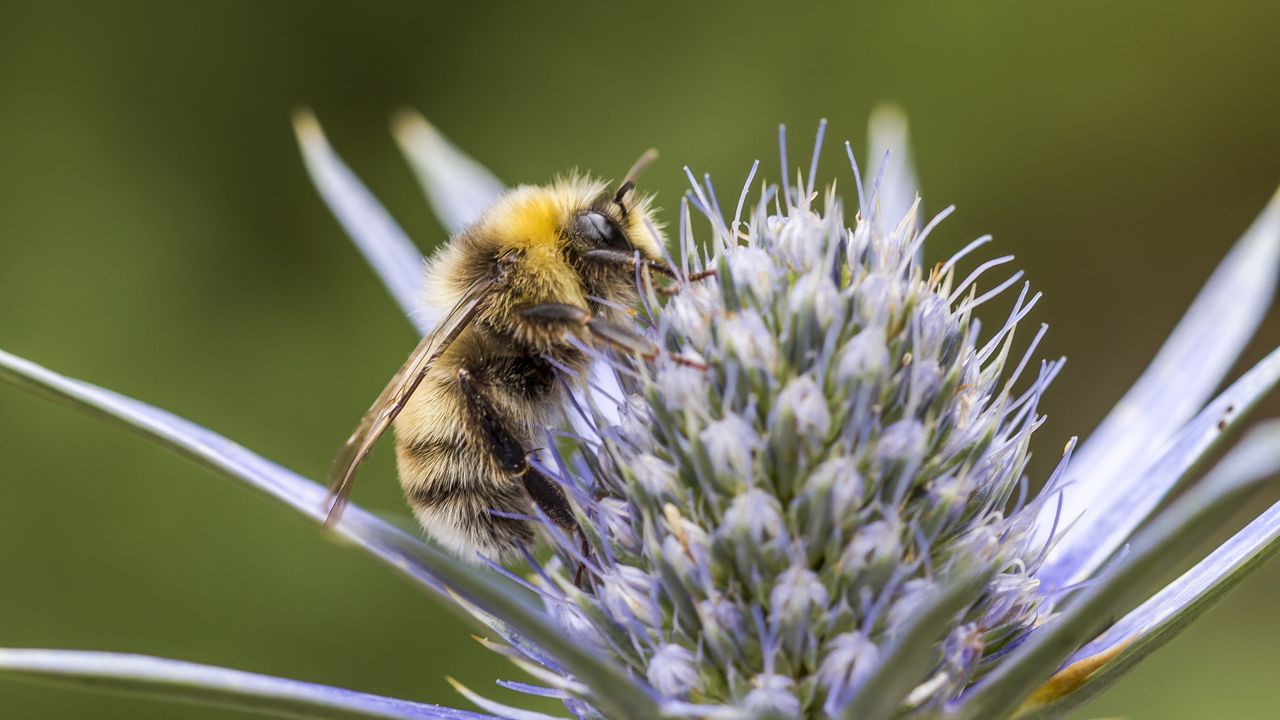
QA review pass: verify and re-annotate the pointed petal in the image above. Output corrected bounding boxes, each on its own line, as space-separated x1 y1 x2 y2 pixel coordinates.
446 678 569 720
0 349 660 720
0 346 450 596
838 567 995 720
293 110 427 328
392 111 506 235
867 105 920 233
1035 189 1280 590
1013 428 1280 719
1068 497 1280 666
494 680 569 700
0 648 495 720
955 421 1280 720
1036 345 1280 590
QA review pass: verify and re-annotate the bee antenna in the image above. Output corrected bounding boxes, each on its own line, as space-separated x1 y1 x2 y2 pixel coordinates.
614 148 659 211
613 180 636 208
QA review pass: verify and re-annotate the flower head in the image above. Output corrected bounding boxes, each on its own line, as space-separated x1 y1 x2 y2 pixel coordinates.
2 109 1280 720
514 121 1077 717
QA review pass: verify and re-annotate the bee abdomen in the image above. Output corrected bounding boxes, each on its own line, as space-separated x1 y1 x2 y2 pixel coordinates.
397 436 534 559
399 437 464 477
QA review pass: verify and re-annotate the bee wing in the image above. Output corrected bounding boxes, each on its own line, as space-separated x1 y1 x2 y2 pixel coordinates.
323 276 496 526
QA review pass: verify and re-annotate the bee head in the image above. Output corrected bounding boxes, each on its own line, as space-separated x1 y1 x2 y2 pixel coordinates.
571 200 663 259
459 163 668 305
568 149 667 273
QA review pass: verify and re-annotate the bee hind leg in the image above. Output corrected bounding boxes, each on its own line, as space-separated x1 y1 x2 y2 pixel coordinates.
456 368 586 581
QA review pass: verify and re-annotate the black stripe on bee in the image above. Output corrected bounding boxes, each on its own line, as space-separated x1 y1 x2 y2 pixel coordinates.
477 353 559 400
407 474 470 512
403 437 461 468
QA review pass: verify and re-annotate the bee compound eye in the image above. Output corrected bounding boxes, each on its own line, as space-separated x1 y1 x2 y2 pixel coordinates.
579 211 631 252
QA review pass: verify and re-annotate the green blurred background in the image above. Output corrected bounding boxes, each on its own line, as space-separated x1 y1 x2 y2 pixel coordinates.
2 2 1278 718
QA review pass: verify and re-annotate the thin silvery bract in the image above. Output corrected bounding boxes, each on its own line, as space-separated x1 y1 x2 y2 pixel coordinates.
0 649 498 720
1012 435 1280 720
1032 191 1280 592
294 111 427 322
2 109 1280 720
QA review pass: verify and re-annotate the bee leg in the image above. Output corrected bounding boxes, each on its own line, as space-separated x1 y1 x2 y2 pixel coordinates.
456 367 579 536
582 249 678 279
518 303 657 358
655 268 717 297
458 367 591 586
518 460 579 535
579 248 716 295
584 318 709 371
574 526 590 587
518 305 708 370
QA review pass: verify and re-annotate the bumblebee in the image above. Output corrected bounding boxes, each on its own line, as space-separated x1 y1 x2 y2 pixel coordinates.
324 153 685 560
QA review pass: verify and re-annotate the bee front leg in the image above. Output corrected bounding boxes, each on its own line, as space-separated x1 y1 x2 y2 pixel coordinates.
579 248 717 296
456 367 577 533
518 304 707 370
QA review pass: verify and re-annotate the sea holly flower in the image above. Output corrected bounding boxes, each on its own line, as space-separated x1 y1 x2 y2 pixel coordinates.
2 107 1279 720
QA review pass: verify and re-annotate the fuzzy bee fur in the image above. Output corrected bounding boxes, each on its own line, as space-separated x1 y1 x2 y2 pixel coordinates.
323 157 675 560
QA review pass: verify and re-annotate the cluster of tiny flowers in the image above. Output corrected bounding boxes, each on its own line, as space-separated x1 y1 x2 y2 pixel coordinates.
535 161 1069 717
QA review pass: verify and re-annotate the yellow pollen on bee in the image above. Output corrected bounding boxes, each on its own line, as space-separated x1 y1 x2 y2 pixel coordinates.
502 192 564 256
